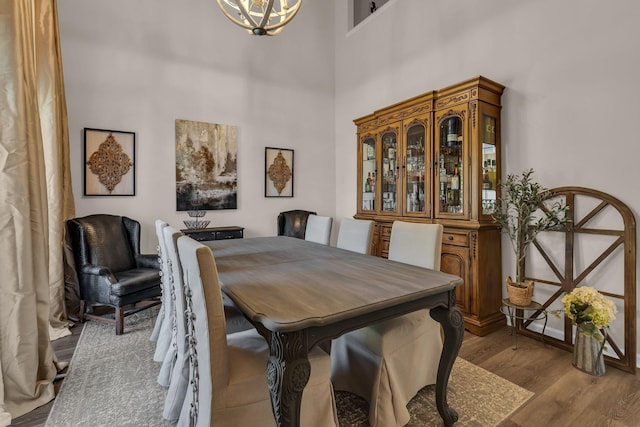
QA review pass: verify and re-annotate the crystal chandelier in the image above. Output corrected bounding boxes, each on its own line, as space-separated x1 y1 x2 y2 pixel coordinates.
216 0 302 36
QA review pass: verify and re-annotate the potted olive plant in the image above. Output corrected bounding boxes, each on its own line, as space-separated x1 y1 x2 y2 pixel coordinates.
492 169 571 305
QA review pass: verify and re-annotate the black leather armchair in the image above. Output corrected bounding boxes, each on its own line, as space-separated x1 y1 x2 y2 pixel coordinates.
277 209 316 239
66 214 162 335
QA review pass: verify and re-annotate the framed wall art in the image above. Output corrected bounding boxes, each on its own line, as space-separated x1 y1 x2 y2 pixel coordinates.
265 147 294 197
84 128 135 196
175 119 238 211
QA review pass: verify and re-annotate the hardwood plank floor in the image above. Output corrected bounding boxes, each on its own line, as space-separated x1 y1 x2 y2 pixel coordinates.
10 324 640 426
459 328 640 427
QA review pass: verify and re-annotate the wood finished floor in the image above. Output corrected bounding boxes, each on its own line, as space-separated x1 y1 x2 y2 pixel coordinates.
9 324 640 427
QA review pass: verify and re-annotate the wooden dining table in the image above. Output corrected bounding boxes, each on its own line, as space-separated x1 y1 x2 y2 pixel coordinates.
207 236 464 427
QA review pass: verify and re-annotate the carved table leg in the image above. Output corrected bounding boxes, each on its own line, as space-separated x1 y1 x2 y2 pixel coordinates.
430 296 465 427
266 331 311 427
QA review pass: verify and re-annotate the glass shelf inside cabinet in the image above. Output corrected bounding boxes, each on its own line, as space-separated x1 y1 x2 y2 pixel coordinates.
481 115 497 215
362 137 376 211
381 131 397 212
439 116 463 214
405 124 426 213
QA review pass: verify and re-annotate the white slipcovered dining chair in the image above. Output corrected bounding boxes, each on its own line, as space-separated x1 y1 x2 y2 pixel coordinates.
336 218 374 255
331 221 444 427
176 236 338 427
160 229 254 422
158 226 188 419
152 219 173 362
304 214 333 245
150 219 168 343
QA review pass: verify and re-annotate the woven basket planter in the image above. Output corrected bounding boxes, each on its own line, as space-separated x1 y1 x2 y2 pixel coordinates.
506 276 535 306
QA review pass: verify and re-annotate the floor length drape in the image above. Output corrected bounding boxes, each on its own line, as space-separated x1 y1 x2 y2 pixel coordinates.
0 0 75 424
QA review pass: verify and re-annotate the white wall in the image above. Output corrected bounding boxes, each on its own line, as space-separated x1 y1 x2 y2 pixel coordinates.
334 0 640 221
58 0 335 252
334 0 640 364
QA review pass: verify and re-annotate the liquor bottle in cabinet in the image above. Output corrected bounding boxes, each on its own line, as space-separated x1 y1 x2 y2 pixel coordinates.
354 76 505 336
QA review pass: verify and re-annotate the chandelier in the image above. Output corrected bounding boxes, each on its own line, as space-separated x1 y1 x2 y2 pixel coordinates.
216 0 302 36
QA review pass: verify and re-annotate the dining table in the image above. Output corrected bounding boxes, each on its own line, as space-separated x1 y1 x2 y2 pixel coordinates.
206 236 464 427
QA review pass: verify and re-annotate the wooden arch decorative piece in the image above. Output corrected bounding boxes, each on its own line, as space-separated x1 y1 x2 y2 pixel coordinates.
518 187 636 374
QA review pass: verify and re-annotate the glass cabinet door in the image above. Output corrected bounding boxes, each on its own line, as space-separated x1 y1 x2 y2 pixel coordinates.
403 120 428 215
380 129 398 214
361 136 376 212
481 114 498 215
437 114 465 216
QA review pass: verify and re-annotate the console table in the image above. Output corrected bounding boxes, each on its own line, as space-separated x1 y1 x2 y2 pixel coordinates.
180 226 243 242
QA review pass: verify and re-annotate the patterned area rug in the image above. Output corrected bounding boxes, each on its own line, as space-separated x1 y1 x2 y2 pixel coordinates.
336 358 533 426
45 310 533 426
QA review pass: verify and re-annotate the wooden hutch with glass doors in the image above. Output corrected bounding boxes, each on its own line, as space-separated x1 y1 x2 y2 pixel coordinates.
354 76 505 336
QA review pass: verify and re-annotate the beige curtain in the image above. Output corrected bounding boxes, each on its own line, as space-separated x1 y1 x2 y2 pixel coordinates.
0 0 75 424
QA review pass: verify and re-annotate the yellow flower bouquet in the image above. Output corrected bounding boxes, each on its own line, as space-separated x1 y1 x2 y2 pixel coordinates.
562 286 616 343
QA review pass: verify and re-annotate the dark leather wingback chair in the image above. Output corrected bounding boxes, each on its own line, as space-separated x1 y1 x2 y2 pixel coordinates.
67 214 162 335
277 209 316 239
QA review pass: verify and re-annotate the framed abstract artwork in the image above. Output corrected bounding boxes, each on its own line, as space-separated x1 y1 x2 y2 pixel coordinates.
83 128 135 196
175 119 238 211
265 147 294 197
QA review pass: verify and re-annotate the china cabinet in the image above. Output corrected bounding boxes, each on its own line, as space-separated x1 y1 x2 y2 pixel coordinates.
354 76 505 335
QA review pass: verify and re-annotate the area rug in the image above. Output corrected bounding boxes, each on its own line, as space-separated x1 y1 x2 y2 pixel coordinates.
45 311 533 426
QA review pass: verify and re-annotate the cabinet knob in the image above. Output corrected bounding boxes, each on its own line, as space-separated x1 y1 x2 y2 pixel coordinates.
448 235 454 241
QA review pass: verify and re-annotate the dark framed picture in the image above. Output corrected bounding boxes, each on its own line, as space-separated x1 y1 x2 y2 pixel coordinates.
265 147 294 197
84 128 136 196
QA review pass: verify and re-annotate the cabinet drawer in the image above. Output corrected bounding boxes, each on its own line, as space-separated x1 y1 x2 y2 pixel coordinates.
443 232 469 247
216 229 243 240
182 226 244 242
189 231 217 241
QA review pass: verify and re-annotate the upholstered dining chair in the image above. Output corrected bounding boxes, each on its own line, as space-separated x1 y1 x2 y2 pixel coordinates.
157 226 183 391
175 236 338 427
152 219 173 363
158 226 188 419
151 220 168 342
304 214 333 245
336 218 374 254
277 209 316 239
159 229 254 422
331 221 444 427
66 214 162 335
